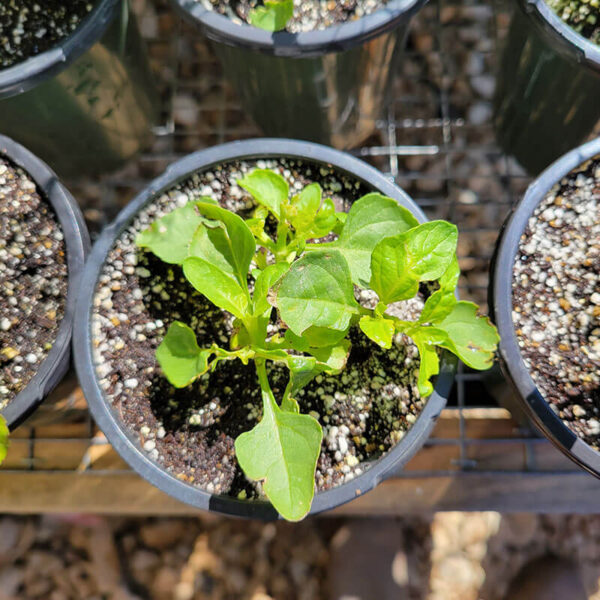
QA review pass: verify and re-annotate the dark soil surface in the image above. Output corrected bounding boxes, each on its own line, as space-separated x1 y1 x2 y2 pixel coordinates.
512 156 600 448
202 0 390 33
0 155 68 407
92 158 427 501
546 0 600 45
0 0 95 70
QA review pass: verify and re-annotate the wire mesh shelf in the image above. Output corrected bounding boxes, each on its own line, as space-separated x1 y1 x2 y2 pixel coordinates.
2 0 599 515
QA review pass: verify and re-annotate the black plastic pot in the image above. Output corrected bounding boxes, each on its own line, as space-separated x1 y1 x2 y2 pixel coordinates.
494 0 600 175
491 136 600 477
170 0 427 148
0 0 159 178
74 138 456 519
0 135 90 430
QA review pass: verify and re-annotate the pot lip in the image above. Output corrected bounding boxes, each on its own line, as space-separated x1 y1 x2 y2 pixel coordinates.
491 136 600 478
74 137 456 519
0 0 120 100
0 135 90 429
519 0 600 72
169 0 428 57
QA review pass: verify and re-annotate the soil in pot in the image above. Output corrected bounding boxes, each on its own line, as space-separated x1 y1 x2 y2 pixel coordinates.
545 0 600 44
91 158 429 501
0 155 68 408
512 155 600 448
201 0 391 32
0 0 96 70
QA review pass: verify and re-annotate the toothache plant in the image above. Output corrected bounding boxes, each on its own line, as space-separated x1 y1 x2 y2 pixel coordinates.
136 168 499 521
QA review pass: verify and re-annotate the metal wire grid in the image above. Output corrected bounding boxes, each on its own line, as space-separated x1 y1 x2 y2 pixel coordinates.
6 0 576 482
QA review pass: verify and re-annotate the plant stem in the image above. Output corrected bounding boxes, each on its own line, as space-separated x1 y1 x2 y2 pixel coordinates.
255 358 277 412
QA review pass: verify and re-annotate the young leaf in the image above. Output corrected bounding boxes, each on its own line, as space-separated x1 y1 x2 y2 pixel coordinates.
370 239 418 304
419 256 460 324
277 250 359 336
248 0 294 32
436 302 500 370
156 321 212 387
309 198 337 238
252 263 289 315
370 221 458 305
332 193 419 286
408 326 448 397
235 389 322 521
189 202 255 286
238 169 288 218
0 416 9 465
183 256 249 319
286 354 320 397
136 202 205 264
359 315 395 349
289 183 321 236
401 221 458 280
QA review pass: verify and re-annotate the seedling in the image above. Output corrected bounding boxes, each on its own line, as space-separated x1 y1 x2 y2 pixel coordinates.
136 168 499 520
248 0 294 31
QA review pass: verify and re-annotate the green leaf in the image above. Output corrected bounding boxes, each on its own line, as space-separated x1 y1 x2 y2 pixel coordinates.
408 326 448 397
235 390 322 521
370 221 458 304
309 198 337 238
286 354 320 397
248 0 294 31
359 316 395 349
370 239 419 304
277 250 359 336
252 263 289 315
332 193 419 286
400 221 458 280
309 340 351 373
0 416 9 464
238 169 288 218
289 183 321 236
189 202 255 286
156 322 212 387
301 325 348 348
136 202 205 265
183 256 249 319
436 302 500 370
420 256 460 324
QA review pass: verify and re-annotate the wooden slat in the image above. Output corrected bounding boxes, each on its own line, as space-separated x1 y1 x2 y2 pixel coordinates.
0 471 598 515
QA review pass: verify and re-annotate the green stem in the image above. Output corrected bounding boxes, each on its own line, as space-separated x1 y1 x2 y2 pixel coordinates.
255 358 277 412
274 220 290 261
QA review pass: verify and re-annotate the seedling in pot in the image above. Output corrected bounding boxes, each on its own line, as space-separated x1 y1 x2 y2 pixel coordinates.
136 168 499 520
248 0 294 31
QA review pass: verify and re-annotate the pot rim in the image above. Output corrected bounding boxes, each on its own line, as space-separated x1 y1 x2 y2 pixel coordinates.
0 135 90 429
492 136 600 478
169 0 428 57
519 0 600 72
0 0 120 100
74 137 456 519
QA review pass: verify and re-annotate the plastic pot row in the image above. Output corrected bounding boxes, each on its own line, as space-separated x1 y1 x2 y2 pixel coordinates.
4 0 597 177
2 132 599 517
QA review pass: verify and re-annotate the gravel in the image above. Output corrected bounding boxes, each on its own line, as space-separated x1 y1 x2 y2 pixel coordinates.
200 0 390 33
545 0 600 45
512 155 600 448
0 155 68 408
0 0 95 70
91 157 427 501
